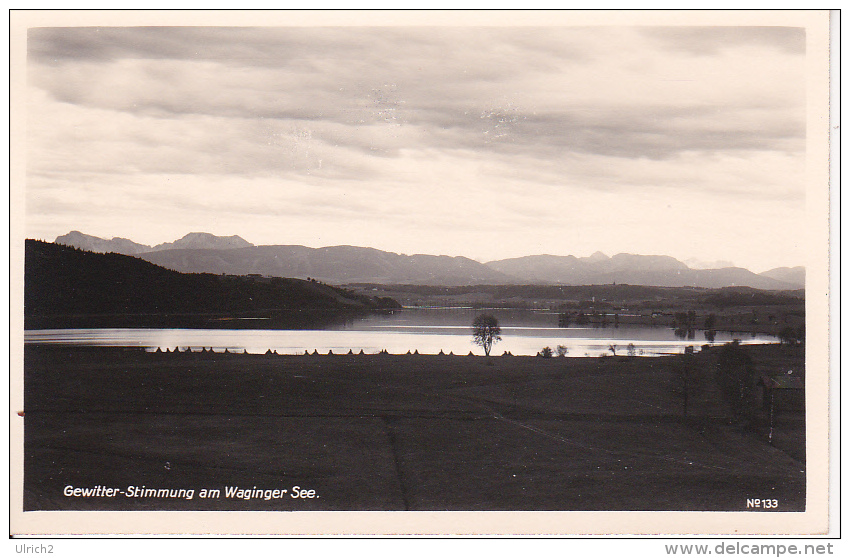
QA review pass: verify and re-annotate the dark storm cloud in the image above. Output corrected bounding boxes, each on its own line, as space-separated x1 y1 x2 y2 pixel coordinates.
403 103 804 161
28 25 581 69
26 23 807 195
28 26 366 64
500 106 804 159
30 25 805 171
27 25 582 113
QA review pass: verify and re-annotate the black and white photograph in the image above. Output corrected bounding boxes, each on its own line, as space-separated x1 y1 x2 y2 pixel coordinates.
9 9 834 537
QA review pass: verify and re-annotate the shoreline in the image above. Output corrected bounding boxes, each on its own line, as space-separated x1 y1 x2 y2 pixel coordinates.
23 307 800 337
22 340 782 359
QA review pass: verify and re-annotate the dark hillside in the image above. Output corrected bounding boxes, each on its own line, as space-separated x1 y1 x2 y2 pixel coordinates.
24 240 400 329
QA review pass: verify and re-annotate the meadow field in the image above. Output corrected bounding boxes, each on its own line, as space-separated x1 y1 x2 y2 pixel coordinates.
23 344 805 512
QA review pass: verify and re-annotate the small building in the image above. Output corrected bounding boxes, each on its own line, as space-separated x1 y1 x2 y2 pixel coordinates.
756 372 805 412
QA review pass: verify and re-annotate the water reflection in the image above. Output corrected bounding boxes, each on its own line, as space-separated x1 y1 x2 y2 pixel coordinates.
25 308 778 357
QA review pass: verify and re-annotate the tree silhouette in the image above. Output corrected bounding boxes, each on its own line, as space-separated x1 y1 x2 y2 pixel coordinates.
779 326 800 345
472 314 501 356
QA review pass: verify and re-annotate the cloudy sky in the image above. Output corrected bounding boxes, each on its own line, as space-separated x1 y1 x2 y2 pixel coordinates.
25 21 811 272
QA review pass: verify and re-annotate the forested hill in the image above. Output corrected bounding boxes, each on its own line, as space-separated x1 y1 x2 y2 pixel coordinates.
24 240 400 329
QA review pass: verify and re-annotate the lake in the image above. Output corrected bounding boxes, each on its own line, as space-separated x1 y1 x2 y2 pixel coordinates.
24 307 777 357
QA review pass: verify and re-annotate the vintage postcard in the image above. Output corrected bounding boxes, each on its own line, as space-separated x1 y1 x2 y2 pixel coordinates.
9 9 835 537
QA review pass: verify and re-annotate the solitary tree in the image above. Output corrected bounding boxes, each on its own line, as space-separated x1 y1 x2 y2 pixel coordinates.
472 314 501 356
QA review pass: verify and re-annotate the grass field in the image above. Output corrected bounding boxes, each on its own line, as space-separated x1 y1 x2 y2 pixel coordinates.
23 344 805 511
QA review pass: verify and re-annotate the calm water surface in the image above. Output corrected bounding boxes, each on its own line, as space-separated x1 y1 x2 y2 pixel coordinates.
25 307 777 357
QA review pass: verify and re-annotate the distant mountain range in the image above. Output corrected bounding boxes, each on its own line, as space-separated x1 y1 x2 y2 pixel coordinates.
485 254 803 290
758 266 806 287
52 231 805 290
26 239 399 330
55 231 253 254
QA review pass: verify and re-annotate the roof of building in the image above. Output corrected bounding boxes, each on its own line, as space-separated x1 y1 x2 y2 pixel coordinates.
759 373 804 390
